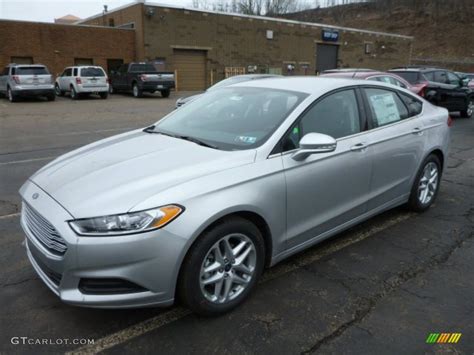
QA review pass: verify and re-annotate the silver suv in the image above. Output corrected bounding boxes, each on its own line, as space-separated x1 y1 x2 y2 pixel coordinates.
55 66 109 100
0 64 55 102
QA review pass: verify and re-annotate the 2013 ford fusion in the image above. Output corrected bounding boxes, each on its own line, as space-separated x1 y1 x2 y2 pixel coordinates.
20 77 450 315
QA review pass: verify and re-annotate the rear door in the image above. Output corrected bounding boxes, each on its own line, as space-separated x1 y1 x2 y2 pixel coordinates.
80 67 107 89
58 68 72 91
15 66 51 87
280 88 372 248
361 87 425 209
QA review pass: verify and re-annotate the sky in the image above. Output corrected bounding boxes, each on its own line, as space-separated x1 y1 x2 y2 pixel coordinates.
0 0 192 23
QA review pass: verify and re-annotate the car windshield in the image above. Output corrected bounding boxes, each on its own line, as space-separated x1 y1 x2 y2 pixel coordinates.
130 64 157 72
393 72 419 83
154 87 308 150
14 67 48 75
81 67 105 77
208 76 258 91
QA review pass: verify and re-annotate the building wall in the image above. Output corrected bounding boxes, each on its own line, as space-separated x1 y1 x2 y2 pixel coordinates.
79 4 413 89
0 20 136 77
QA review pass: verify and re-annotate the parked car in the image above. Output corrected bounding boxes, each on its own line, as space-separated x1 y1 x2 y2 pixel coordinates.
21 77 451 315
109 62 175 98
175 74 281 108
55 66 109 100
0 64 55 102
455 72 474 89
320 69 421 95
389 67 473 118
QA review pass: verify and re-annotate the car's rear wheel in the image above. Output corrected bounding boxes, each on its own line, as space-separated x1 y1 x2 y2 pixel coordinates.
161 89 170 98
99 92 108 100
46 94 55 101
70 86 78 100
55 84 64 97
132 83 143 98
7 87 17 102
407 154 441 212
178 217 265 316
460 98 473 118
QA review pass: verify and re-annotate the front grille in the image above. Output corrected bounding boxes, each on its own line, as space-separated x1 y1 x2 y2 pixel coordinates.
23 202 67 256
79 278 148 295
29 242 62 286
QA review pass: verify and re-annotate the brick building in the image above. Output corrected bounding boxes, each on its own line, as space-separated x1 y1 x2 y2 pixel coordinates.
0 2 413 91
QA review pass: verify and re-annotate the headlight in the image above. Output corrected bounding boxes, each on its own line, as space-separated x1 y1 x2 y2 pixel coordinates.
68 205 183 236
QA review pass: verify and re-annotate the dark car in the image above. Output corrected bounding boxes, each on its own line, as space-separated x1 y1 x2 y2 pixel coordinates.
109 62 175 98
389 67 473 118
320 69 422 95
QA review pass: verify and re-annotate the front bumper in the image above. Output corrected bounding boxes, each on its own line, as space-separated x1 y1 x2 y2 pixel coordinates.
20 181 186 308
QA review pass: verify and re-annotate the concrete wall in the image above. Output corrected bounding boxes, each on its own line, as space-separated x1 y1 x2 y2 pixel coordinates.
0 20 136 77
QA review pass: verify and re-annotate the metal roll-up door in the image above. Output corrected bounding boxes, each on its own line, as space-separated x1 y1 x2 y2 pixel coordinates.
173 49 207 91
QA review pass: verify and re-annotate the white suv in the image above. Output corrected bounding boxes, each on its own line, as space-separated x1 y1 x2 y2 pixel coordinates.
55 66 109 99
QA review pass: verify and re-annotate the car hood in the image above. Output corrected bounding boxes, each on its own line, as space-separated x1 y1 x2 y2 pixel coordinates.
30 130 256 218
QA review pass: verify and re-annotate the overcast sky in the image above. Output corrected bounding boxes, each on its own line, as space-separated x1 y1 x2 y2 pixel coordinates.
0 0 193 23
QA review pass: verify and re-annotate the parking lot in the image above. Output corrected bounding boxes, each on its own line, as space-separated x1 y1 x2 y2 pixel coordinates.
0 93 473 354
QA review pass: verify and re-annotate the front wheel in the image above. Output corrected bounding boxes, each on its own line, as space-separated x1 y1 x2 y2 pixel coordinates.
132 83 143 98
407 154 441 212
178 217 265 316
161 89 170 98
55 84 64 96
460 98 473 118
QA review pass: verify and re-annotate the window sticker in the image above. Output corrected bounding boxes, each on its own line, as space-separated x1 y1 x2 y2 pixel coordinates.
369 93 400 125
235 136 257 144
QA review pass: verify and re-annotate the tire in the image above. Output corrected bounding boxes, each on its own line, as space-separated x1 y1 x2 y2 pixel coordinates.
7 87 17 102
99 92 108 100
460 97 473 118
132 83 143 98
46 94 55 101
70 86 78 100
407 154 442 212
55 84 64 97
161 89 170 98
178 216 265 316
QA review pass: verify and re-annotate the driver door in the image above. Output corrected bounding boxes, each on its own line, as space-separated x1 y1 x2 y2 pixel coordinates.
279 88 372 249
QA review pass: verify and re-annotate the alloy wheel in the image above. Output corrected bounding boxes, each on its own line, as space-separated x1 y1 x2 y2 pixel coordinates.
133 85 138 97
467 100 473 117
55 84 61 96
199 233 256 304
417 162 438 204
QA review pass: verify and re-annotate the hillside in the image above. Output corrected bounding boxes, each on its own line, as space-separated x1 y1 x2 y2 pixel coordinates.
283 0 474 71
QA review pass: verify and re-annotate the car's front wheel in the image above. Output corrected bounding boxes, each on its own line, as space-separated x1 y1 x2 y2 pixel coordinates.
407 154 441 212
178 216 265 316
460 98 473 118
55 84 64 97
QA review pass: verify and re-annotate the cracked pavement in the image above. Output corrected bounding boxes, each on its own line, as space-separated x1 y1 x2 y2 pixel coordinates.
0 96 473 354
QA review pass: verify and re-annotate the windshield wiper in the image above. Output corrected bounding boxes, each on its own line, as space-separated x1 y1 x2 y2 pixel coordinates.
144 127 218 149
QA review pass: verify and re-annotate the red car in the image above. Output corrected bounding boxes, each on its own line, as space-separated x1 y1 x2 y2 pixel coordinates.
320 69 426 97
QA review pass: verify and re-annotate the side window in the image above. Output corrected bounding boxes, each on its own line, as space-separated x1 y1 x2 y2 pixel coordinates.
399 92 423 117
446 72 460 85
64 68 72 77
73 68 78 76
281 90 361 152
391 77 407 88
434 71 447 84
364 88 408 127
423 72 434 81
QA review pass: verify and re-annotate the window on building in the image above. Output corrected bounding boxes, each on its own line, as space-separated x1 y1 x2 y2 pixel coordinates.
74 58 94 66
11 56 33 64
108 18 115 27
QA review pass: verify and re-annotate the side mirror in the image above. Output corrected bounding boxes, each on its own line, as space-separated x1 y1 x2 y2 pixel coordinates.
291 133 337 161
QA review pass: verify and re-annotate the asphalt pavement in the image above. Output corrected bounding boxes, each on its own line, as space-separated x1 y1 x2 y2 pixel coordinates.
0 93 472 354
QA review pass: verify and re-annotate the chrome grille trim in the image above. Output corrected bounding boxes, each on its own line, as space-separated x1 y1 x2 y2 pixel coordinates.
23 202 67 255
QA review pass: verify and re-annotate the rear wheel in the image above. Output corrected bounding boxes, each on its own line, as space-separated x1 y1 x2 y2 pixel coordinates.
161 89 170 98
55 84 64 97
460 98 473 118
178 217 265 316
132 83 142 98
7 87 17 102
99 92 108 100
70 86 78 100
407 154 441 212
46 94 55 101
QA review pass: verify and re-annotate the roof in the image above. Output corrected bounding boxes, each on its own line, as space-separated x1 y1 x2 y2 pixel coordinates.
78 2 413 39
56 14 81 20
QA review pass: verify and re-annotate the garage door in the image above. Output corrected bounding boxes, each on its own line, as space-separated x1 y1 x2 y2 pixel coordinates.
316 44 339 73
173 50 206 91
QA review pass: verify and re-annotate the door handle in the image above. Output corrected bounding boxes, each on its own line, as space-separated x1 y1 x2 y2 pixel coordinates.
412 127 424 135
350 143 368 152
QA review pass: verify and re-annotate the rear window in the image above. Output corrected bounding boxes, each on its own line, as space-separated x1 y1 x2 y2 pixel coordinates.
129 64 157 72
80 67 105 77
392 71 419 84
14 66 49 75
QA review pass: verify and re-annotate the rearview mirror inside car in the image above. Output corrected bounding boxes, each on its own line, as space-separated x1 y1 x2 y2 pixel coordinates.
292 133 337 161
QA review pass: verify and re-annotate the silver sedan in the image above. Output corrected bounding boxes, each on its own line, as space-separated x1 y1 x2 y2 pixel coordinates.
20 77 450 315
